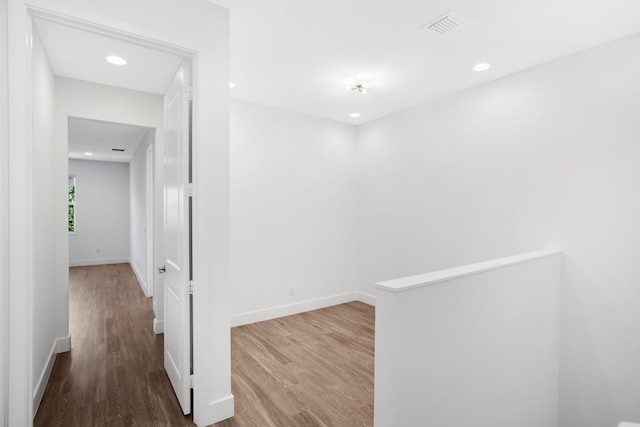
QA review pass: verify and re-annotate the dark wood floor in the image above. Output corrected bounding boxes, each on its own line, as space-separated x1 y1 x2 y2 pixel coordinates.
35 264 193 426
35 264 375 426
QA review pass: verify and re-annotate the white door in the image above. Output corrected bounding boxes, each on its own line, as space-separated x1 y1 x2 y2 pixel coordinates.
163 62 192 415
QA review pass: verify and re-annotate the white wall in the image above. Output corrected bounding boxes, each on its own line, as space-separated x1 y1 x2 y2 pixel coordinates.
68 159 130 265
375 250 561 427
129 130 154 295
0 0 9 424
357 33 640 426
230 100 359 324
55 77 163 127
30 24 62 414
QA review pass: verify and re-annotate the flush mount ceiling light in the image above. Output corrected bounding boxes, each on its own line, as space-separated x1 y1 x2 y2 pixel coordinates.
349 113 361 118
84 152 94 156
346 80 370 94
229 82 236 88
473 63 491 72
106 55 127 66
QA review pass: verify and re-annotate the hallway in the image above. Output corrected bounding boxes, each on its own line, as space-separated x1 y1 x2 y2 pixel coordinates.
35 264 193 426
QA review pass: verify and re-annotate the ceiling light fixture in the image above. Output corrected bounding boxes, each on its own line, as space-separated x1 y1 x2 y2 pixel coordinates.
473 63 491 72
84 152 94 156
106 55 127 66
346 80 369 94
349 113 361 118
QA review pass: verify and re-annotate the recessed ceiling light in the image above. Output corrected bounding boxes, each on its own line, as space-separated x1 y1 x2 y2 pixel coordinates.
84 152 94 156
473 63 491 72
229 82 235 88
349 113 361 118
106 55 127 66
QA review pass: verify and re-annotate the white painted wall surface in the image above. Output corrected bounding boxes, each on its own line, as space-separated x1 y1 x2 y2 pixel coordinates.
55 77 163 127
7 2 34 423
30 25 58 413
130 130 153 296
0 0 9 424
230 100 359 324
374 251 562 427
358 34 640 426
68 159 130 265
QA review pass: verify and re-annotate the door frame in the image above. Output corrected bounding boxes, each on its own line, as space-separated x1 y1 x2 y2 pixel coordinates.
7 2 232 426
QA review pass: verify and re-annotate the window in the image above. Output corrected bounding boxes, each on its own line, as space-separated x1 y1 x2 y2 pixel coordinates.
68 176 76 233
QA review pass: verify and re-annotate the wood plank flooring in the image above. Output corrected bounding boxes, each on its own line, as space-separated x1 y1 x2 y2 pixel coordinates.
217 301 374 427
35 264 375 426
35 264 193 427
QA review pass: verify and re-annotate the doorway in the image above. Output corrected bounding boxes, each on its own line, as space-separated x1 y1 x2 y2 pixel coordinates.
7 2 232 425
67 117 155 297
33 11 193 417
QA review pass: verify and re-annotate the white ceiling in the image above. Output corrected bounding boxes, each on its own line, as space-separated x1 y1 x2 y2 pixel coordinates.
68 117 152 163
218 0 640 124
34 18 182 95
35 0 640 126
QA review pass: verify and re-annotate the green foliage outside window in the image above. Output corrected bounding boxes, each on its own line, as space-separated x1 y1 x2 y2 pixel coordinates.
68 183 75 232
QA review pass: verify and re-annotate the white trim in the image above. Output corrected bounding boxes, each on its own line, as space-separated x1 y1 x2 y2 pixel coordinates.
376 248 563 292
32 335 70 417
231 292 367 327
55 334 70 353
356 291 376 306
69 257 129 267
129 259 149 297
8 2 34 424
153 318 164 334
197 394 234 427
32 341 55 416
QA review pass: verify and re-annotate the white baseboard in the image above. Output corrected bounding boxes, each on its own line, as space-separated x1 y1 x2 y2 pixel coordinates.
129 259 149 297
56 334 71 353
33 342 56 415
33 335 72 416
356 291 376 306
69 257 129 267
197 394 234 427
231 292 374 327
153 318 164 334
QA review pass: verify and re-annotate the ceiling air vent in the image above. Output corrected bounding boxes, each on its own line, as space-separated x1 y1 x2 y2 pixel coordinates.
421 10 468 37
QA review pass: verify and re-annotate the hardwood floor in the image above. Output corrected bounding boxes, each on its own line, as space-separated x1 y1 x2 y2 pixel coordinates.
35 264 193 427
216 301 374 427
35 264 375 426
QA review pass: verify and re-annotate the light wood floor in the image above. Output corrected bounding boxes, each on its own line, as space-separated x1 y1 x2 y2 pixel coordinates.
35 264 375 426
217 301 374 427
